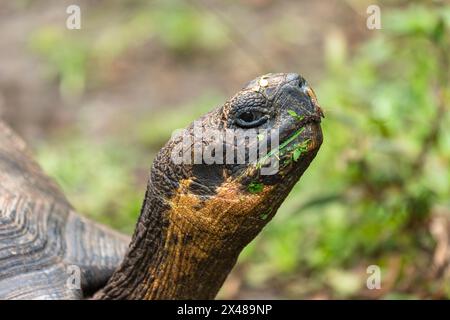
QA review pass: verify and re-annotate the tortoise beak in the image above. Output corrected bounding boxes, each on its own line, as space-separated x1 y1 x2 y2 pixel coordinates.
304 86 325 119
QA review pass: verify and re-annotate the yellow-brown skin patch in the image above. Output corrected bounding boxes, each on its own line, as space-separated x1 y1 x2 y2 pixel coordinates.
142 178 276 299
170 178 275 237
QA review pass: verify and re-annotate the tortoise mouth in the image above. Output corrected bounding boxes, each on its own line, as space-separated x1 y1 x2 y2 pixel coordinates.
248 118 322 179
299 120 323 153
279 120 322 162
280 114 323 153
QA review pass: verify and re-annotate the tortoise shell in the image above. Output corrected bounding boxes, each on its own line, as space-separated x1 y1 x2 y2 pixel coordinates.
0 121 129 299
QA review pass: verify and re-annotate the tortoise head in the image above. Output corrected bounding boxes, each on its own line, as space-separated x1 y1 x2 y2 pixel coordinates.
97 73 324 300
150 73 323 249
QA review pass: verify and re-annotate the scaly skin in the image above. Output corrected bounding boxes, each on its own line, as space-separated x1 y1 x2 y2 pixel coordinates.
95 73 324 300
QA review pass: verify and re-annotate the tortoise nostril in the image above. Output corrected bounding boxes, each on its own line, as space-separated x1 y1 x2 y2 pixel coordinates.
298 77 307 89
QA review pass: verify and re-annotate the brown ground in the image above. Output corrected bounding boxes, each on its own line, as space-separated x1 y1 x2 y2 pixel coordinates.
0 0 370 142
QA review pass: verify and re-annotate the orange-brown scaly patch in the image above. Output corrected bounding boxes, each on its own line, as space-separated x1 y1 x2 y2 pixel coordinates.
167 178 275 238
143 178 275 299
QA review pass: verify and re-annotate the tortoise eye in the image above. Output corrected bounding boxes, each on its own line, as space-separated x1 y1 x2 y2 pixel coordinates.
240 112 255 122
235 110 268 128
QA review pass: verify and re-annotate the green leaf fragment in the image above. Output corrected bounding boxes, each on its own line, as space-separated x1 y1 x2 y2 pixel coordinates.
259 211 270 220
248 181 264 193
256 127 305 168
287 109 298 117
292 140 309 162
287 109 304 121
293 149 302 162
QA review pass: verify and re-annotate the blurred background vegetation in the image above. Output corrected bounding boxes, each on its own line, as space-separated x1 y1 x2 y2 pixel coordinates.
0 0 449 299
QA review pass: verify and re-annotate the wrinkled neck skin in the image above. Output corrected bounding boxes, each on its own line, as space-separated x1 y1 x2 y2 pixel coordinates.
95 178 256 299
94 144 316 300
95 185 237 300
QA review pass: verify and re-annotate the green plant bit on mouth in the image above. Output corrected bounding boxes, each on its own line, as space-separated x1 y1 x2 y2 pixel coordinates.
287 109 304 122
292 140 309 162
248 181 264 193
282 139 310 166
256 127 305 169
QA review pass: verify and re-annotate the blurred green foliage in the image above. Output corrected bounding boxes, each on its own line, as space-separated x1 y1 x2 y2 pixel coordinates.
243 4 449 297
34 2 450 299
29 0 228 98
239 4 450 298
136 93 224 148
30 27 88 97
37 132 144 234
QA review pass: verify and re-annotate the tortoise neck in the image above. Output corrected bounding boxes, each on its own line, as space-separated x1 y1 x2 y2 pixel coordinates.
94 182 240 300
